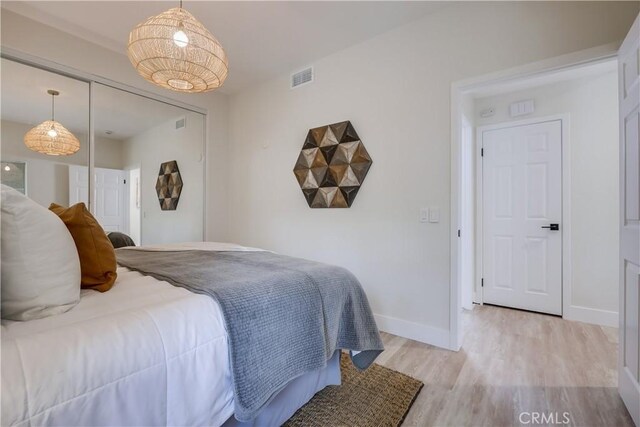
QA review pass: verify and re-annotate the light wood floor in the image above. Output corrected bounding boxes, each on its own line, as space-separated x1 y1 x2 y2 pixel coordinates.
376 305 633 427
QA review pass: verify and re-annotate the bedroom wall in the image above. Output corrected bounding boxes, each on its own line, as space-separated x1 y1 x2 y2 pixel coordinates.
474 69 620 325
0 9 230 242
226 2 638 345
1 119 124 207
121 114 206 245
94 137 125 170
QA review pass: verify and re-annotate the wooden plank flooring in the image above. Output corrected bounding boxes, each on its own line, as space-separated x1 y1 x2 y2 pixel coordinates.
375 305 633 426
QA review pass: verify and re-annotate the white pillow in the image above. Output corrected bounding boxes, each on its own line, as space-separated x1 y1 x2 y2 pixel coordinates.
1 185 80 320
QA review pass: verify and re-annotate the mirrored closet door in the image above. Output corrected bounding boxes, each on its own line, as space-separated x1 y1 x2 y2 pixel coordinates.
92 84 205 246
1 57 206 246
1 58 90 207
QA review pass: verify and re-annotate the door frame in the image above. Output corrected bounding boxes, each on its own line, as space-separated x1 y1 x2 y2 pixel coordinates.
459 113 475 310
449 42 619 350
475 115 571 316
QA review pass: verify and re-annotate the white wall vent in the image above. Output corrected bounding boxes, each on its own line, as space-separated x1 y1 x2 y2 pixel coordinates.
175 117 186 130
291 67 313 89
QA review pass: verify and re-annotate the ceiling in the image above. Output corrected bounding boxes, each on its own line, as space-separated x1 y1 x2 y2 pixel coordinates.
1 1 449 93
1 58 193 140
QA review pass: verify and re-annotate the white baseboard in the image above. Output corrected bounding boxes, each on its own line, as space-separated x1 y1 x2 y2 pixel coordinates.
564 305 618 328
374 313 451 350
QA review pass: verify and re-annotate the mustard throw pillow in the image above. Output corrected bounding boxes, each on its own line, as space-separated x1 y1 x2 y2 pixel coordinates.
49 203 117 292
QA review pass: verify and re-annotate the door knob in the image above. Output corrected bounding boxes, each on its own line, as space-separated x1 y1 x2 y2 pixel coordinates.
541 223 559 231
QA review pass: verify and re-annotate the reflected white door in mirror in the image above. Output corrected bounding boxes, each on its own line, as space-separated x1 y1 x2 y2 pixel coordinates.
69 165 128 234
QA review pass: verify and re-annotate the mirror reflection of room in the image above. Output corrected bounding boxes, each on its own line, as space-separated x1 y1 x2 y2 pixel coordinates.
1 59 206 246
93 84 205 246
1 58 89 207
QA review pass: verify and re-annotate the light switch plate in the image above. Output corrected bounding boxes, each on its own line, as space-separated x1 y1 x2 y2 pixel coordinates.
429 207 440 223
419 208 429 223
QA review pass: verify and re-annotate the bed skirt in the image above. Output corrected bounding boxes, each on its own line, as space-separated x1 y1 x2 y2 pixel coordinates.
223 350 341 427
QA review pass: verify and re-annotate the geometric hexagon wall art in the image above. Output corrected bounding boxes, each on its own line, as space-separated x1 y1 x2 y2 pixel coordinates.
155 160 183 210
293 121 372 208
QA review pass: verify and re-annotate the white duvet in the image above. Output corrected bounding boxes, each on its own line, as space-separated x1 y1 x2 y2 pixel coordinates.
1 260 236 426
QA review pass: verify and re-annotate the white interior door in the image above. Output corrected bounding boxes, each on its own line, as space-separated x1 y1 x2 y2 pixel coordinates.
482 120 562 315
94 168 127 233
68 165 89 206
618 13 640 426
69 166 127 233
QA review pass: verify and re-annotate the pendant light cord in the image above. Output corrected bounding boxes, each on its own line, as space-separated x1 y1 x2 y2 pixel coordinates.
179 0 183 9
51 93 55 121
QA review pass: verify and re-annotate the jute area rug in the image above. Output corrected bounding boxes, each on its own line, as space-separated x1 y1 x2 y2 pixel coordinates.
284 352 424 427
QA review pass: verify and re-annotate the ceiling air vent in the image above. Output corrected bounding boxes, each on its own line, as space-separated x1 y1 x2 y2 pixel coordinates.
291 67 313 89
175 117 186 130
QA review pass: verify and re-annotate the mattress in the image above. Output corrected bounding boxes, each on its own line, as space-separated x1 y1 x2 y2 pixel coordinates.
1 266 234 426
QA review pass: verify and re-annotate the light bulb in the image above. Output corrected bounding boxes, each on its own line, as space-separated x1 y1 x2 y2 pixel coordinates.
47 128 58 138
173 30 189 47
4 166 10 171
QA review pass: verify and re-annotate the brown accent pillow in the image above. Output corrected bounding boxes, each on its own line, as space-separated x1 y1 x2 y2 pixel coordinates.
49 203 117 292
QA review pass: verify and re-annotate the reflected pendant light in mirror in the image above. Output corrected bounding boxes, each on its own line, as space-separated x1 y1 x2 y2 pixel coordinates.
127 0 228 93
23 90 81 156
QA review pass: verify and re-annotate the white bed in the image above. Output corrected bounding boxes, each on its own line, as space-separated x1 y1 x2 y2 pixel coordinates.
1 259 340 426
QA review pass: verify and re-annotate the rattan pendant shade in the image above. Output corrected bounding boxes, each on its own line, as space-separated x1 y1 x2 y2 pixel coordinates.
24 90 80 156
127 7 228 93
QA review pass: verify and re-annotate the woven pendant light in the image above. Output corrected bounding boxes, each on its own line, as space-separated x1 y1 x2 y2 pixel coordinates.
127 2 228 93
24 90 80 156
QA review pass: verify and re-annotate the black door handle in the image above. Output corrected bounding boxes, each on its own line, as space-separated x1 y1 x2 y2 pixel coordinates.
541 223 559 231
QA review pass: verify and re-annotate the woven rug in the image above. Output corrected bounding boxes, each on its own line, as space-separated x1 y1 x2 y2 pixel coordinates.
284 352 423 427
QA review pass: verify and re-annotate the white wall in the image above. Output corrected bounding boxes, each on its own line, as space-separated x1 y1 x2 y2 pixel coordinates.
0 10 230 242
122 114 205 245
474 69 620 324
95 137 124 170
1 119 123 207
226 2 637 343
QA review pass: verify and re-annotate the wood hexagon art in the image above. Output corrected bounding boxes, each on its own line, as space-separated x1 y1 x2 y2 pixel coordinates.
155 160 183 211
293 121 372 208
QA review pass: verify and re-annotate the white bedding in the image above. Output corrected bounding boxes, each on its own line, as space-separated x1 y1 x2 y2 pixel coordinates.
1 266 235 426
1 242 341 426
